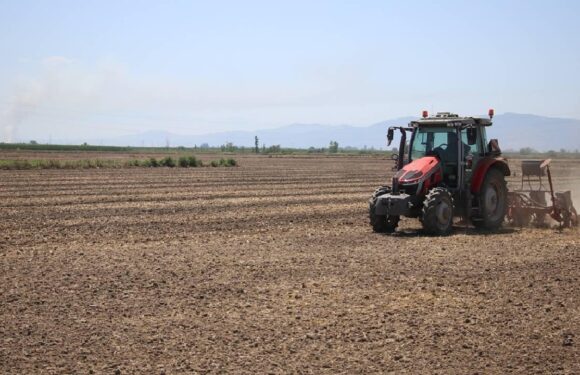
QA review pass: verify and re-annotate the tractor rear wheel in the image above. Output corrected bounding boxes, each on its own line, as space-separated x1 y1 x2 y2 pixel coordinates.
369 186 399 233
421 187 453 236
474 168 508 230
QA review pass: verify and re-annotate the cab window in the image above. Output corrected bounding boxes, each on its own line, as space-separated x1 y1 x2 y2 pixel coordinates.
410 128 455 160
461 131 479 155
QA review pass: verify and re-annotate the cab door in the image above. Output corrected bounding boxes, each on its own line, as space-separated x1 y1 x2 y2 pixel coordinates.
462 127 482 186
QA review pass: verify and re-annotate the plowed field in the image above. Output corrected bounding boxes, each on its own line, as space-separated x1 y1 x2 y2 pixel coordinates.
1 154 579 374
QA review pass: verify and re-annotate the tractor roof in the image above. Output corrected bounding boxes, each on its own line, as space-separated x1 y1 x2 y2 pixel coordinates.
410 112 492 127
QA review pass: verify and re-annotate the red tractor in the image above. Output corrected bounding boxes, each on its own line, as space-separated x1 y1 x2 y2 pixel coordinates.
369 110 510 235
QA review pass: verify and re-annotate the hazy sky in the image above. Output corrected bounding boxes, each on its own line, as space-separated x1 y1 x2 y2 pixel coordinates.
1 0 579 142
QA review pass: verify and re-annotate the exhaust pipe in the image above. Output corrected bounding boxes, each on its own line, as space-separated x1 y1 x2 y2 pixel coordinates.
392 176 399 195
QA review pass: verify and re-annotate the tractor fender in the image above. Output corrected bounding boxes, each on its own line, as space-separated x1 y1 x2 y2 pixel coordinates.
470 157 510 193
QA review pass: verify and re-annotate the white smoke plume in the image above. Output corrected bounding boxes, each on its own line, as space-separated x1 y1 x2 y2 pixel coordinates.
1 57 72 143
0 55 403 142
2 84 44 143
0 56 127 142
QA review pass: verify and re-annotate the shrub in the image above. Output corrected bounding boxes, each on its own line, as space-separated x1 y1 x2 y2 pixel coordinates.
81 160 92 168
187 156 199 167
61 161 75 169
0 155 235 170
216 158 237 167
46 160 61 169
8 160 32 169
149 157 159 167
24 160 39 169
123 159 141 167
160 156 175 167
178 156 189 167
95 159 108 168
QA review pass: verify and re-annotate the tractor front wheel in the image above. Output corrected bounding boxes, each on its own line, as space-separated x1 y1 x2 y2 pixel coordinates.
421 188 453 236
474 168 508 230
369 186 399 233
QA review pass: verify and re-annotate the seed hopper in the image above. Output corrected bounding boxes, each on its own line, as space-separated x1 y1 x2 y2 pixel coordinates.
507 159 578 228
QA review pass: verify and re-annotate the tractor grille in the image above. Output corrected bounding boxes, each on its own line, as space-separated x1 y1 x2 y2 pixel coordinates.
400 183 419 195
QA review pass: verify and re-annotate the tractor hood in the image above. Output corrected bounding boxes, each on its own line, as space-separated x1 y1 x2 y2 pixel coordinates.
394 156 440 184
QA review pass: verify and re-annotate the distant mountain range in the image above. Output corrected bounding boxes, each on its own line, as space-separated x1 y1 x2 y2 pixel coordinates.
76 113 580 151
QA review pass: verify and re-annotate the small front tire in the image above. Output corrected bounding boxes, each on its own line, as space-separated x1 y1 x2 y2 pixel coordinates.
421 187 454 236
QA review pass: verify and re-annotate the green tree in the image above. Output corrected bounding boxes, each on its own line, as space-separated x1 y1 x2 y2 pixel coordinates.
254 136 259 153
224 142 236 152
329 140 339 153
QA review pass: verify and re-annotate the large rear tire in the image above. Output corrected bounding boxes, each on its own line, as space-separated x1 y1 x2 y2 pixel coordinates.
473 168 508 230
421 187 453 236
369 186 399 233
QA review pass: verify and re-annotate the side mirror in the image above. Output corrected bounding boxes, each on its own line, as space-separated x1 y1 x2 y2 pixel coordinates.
387 128 394 146
466 128 477 145
488 139 501 153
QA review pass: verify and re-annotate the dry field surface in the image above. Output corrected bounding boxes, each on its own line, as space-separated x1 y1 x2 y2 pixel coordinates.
1 154 579 374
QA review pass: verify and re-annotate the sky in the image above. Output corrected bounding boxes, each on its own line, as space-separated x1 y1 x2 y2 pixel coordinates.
0 0 579 142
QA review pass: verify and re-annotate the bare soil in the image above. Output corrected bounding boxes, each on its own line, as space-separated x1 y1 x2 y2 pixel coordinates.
1 154 579 374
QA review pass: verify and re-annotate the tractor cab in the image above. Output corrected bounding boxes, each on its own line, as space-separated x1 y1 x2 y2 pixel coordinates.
408 112 491 189
387 111 499 192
